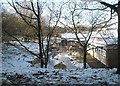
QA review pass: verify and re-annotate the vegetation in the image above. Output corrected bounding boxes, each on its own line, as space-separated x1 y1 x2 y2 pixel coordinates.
2 0 119 74
60 1 115 68
2 11 36 41
3 0 63 68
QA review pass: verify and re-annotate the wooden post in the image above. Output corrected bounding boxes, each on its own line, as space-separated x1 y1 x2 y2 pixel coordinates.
116 1 120 74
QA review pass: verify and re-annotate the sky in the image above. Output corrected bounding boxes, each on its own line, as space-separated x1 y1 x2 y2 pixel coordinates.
0 0 118 9
1 0 118 12
81 0 117 3
0 0 118 3
1 0 118 28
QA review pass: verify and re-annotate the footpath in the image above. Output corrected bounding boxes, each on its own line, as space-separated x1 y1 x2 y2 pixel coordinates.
86 54 106 68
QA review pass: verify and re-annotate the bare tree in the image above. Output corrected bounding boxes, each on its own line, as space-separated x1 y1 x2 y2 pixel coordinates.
44 2 62 68
82 0 120 73
7 0 62 68
61 1 113 68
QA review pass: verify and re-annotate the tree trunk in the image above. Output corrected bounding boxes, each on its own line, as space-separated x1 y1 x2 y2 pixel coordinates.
45 50 49 68
40 58 44 68
36 1 44 68
116 1 120 74
45 41 50 68
45 56 48 68
83 46 87 68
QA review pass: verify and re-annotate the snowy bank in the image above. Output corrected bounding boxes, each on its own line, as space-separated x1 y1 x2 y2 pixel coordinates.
2 43 120 85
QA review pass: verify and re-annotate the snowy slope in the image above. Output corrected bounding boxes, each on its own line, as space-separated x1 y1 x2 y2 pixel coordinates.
2 43 120 85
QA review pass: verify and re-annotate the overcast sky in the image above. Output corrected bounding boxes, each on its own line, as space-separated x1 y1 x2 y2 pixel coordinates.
0 0 118 3
1 0 118 28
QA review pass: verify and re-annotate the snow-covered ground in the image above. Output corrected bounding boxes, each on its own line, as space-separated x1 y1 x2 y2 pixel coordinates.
2 42 88 74
52 53 89 69
2 42 120 85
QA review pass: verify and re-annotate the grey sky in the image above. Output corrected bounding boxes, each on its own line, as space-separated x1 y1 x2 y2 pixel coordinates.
1 0 118 3
1 0 118 27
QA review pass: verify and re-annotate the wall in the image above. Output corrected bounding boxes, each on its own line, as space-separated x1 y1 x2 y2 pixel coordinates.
94 47 106 65
88 45 118 67
106 47 118 67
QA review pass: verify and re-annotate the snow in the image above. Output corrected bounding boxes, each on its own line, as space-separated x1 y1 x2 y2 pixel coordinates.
2 44 36 75
56 53 90 68
61 28 117 47
61 33 86 39
94 29 118 45
2 43 87 74
2 43 120 85
81 0 102 2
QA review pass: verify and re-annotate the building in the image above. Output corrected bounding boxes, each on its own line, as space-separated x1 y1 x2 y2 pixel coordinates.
60 28 118 67
60 33 86 50
88 28 118 67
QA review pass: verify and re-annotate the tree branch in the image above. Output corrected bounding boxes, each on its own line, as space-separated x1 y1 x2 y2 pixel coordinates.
3 29 38 57
8 1 37 29
100 2 117 12
82 7 109 11
30 1 38 17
